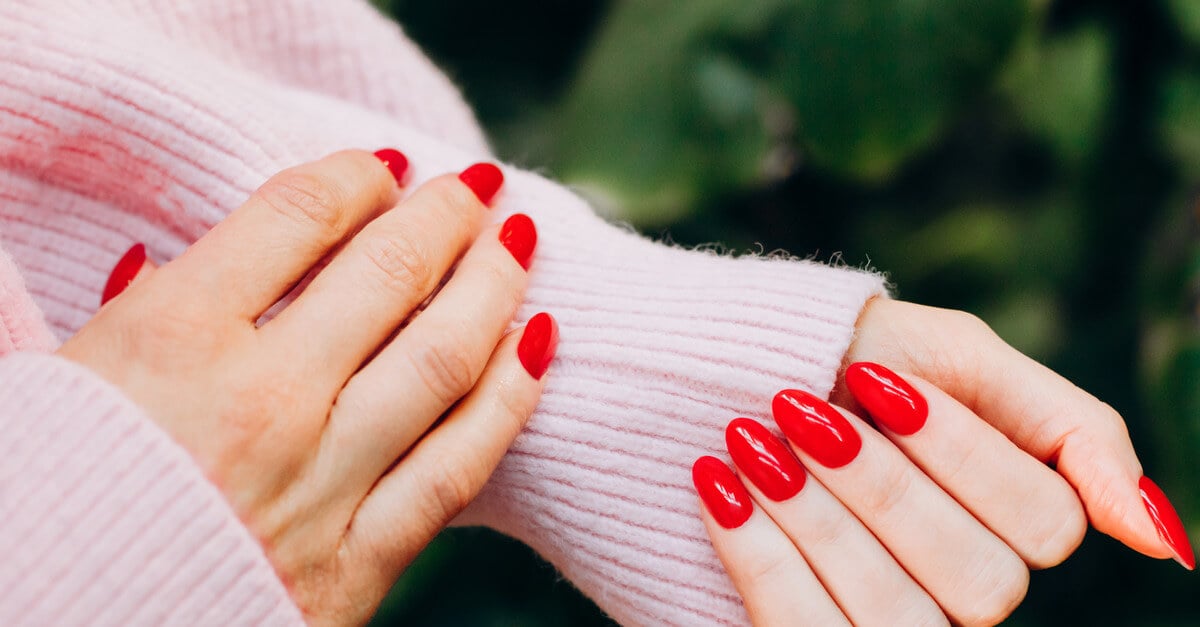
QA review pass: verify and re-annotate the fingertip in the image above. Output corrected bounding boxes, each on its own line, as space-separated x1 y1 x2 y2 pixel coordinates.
1138 476 1196 570
692 455 753 529
100 243 149 306
458 162 504 205
373 148 410 185
517 312 558 380
499 213 537 270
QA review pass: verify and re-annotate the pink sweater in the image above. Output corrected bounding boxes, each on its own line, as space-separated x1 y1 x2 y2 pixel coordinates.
0 1 885 625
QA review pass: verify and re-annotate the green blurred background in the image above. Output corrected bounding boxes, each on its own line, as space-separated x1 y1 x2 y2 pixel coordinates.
368 0 1199 624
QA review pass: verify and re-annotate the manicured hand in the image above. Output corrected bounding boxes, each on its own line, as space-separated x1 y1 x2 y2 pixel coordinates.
693 298 1192 626
60 150 554 625
842 298 1192 569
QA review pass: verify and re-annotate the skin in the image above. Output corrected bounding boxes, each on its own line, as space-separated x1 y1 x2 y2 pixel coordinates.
57 151 543 625
55 150 1170 625
702 299 1176 626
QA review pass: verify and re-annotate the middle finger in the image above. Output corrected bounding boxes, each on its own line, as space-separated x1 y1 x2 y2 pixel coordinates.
263 165 499 382
772 389 1029 626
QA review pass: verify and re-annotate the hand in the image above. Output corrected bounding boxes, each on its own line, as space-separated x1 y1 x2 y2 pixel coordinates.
693 298 1192 626
58 150 556 625
840 298 1190 567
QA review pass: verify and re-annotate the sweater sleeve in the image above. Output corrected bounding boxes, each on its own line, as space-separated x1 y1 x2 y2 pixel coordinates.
0 2 886 625
452 168 887 626
0 352 303 626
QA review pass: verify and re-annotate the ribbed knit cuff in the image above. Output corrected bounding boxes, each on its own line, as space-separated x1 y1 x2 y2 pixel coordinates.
459 170 888 627
0 353 302 626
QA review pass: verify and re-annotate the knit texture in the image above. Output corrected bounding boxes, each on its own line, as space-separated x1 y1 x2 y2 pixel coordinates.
0 353 302 626
0 1 887 625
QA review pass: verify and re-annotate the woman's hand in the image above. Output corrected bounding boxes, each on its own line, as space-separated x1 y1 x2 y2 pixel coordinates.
57 150 555 625
841 298 1190 567
693 298 1192 626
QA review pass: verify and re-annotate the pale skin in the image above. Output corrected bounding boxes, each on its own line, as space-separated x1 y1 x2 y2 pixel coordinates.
57 150 545 625
699 298 1182 626
55 150 1176 625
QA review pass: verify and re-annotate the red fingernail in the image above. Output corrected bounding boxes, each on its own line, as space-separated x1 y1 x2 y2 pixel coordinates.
845 362 928 436
373 148 409 184
518 312 558 379
499 213 537 270
772 389 862 469
692 456 754 529
726 418 806 501
1139 476 1196 570
459 163 503 205
100 243 146 306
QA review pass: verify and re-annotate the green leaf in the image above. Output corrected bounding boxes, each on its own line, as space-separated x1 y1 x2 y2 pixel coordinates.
1003 24 1113 166
550 0 1032 225
1159 71 1200 179
1166 0 1200 48
763 0 1032 179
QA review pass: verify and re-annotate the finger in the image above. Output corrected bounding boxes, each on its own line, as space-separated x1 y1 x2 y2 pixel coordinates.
325 215 536 487
845 362 1087 569
99 243 157 306
263 166 500 381
170 149 402 319
849 300 1191 567
773 389 1029 626
724 418 947 626
344 313 557 579
692 456 851 627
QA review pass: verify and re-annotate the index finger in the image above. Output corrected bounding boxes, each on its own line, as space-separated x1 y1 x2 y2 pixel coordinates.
169 149 400 319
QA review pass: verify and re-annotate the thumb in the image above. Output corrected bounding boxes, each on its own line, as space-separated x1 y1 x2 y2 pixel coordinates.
100 242 157 306
847 301 1195 570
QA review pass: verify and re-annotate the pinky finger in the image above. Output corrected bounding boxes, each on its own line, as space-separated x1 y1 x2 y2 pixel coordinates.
693 457 850 627
100 243 157 306
347 312 558 575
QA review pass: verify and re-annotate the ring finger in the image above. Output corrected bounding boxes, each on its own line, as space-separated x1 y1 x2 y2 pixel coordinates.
724 418 946 626
325 214 536 487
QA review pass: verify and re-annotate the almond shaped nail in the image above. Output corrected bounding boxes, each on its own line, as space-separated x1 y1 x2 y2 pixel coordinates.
772 389 862 469
726 417 806 501
845 362 928 436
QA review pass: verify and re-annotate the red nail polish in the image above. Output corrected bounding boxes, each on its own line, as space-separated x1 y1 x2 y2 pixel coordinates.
692 456 753 529
1139 476 1196 570
518 312 558 379
499 213 537 270
772 389 862 469
726 418 806 501
459 163 503 205
100 243 146 306
845 362 928 436
373 148 409 184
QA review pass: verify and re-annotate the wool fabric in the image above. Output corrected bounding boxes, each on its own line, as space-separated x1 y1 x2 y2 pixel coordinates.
0 1 887 624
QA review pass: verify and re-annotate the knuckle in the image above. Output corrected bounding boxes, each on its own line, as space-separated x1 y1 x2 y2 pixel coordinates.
861 463 918 519
494 374 536 433
417 461 479 531
957 554 1029 626
255 171 348 238
740 550 795 591
805 509 854 549
1024 494 1087 569
945 309 994 337
360 233 434 295
408 334 479 407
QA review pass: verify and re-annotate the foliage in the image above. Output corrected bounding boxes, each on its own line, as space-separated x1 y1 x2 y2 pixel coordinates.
371 0 1199 624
